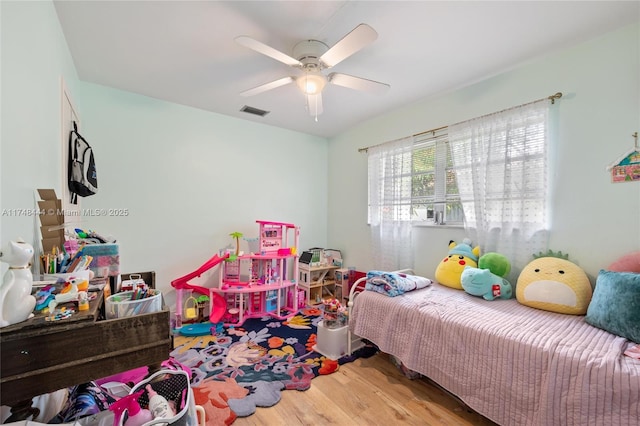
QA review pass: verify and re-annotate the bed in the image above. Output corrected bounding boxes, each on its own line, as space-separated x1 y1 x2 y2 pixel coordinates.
347 272 640 426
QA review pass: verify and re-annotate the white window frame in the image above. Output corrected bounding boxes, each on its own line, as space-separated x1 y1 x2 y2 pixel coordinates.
368 128 464 227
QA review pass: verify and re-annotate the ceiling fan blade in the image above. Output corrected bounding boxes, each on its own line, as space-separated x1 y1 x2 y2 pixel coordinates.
306 93 323 117
320 24 378 68
328 73 390 94
235 36 302 67
240 76 294 97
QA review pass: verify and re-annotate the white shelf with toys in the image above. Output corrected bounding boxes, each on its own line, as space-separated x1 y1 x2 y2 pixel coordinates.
298 248 342 305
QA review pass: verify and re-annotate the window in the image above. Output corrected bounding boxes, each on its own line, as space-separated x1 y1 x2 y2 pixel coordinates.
449 102 549 232
411 129 463 225
448 99 551 275
368 128 463 226
366 96 554 275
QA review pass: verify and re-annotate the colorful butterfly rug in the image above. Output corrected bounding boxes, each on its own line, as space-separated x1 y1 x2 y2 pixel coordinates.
169 306 373 425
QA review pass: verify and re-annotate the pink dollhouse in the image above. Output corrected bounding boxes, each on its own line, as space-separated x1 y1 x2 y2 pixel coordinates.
171 220 301 332
213 220 300 326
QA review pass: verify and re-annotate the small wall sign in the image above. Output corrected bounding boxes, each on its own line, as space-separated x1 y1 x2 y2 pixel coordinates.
607 132 640 183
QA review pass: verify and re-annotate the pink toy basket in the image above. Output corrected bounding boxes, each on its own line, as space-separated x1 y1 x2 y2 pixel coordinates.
119 369 197 426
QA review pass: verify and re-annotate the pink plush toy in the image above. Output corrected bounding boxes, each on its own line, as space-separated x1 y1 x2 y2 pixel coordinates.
608 251 640 273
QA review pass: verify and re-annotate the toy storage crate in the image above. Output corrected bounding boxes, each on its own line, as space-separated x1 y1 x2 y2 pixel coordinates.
313 320 348 359
105 290 163 319
121 369 198 426
0 285 171 408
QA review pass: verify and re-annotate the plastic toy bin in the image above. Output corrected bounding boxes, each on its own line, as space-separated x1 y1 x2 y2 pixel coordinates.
106 290 163 319
313 320 348 359
119 369 197 426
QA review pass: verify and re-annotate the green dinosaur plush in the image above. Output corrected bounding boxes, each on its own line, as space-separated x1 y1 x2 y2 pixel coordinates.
478 252 511 278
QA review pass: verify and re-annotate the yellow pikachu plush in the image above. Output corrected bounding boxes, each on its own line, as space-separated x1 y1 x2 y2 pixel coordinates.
516 252 592 315
435 239 480 290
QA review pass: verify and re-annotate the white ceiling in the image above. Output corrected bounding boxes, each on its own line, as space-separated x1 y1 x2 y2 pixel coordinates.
53 1 639 139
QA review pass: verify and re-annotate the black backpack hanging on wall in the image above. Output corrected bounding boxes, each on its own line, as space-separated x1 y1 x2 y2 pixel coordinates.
68 121 98 204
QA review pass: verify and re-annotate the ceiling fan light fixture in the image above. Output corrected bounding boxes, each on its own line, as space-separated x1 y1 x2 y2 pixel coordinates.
236 23 388 120
296 72 327 95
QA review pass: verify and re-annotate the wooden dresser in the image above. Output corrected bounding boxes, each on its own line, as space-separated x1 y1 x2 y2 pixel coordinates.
0 279 171 407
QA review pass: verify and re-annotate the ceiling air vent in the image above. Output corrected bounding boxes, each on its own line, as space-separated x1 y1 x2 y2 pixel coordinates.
240 105 270 117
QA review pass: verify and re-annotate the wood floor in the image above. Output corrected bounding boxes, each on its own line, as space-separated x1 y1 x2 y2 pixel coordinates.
232 352 498 426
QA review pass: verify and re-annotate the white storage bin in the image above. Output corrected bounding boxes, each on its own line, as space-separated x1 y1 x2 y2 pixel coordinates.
105 290 163 319
313 320 348 359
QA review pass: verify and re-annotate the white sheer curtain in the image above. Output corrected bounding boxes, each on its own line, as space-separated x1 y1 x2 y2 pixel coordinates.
368 136 414 271
448 100 551 281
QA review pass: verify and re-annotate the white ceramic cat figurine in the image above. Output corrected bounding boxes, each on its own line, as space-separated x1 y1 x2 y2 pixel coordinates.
0 239 36 327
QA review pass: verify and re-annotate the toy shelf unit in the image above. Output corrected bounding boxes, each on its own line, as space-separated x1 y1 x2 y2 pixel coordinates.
298 263 339 305
213 221 300 326
297 248 342 305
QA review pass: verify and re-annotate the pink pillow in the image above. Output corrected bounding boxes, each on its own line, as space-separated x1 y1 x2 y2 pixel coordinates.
608 251 640 273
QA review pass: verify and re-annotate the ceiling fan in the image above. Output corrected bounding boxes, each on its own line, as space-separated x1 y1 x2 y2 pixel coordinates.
235 23 390 119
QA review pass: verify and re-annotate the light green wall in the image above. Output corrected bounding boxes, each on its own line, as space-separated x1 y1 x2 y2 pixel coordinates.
328 22 640 281
77 82 328 291
1 0 80 247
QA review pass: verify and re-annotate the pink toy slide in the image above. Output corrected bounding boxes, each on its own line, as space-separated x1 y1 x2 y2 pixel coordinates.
171 253 228 323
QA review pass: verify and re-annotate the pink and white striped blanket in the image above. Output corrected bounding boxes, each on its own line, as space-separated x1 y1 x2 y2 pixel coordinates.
350 282 640 426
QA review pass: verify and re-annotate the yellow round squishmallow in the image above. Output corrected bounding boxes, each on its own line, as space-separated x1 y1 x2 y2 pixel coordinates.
435 239 480 290
516 253 592 315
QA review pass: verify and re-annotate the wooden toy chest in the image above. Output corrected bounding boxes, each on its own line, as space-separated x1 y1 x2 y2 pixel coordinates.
0 285 171 407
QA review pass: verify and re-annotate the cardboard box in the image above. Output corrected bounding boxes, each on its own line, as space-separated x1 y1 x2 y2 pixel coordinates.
41 238 62 254
38 205 63 226
37 189 64 253
40 225 64 240
37 189 63 222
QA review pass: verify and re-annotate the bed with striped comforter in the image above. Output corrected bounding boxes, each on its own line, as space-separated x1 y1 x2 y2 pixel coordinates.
350 282 640 426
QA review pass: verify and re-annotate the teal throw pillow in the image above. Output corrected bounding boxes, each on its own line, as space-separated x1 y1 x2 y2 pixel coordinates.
585 270 640 343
